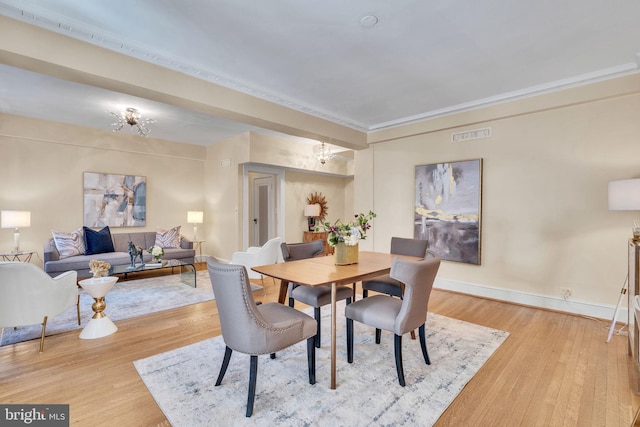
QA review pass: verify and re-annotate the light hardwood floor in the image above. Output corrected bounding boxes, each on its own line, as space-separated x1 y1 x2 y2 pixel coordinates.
1 264 639 426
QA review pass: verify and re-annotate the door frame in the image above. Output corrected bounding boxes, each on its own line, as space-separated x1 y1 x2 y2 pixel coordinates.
242 164 285 250
251 174 275 246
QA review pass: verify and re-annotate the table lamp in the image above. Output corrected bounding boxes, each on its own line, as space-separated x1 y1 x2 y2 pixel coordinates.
609 179 640 238
304 204 321 232
187 211 204 241
1 210 31 253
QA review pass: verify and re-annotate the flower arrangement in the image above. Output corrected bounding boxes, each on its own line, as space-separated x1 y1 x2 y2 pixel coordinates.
148 245 164 261
323 211 376 247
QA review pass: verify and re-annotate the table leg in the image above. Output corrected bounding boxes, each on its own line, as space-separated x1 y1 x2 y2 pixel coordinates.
277 280 289 304
331 281 337 389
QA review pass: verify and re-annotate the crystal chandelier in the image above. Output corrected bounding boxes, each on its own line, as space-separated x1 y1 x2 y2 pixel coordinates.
314 141 335 165
110 107 155 137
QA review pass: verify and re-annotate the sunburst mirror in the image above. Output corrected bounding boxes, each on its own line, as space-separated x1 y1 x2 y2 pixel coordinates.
306 192 329 221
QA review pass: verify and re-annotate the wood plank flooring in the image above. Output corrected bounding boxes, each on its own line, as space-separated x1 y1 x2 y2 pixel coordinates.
1 264 638 426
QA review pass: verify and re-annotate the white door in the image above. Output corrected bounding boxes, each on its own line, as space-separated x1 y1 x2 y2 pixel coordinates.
252 175 275 246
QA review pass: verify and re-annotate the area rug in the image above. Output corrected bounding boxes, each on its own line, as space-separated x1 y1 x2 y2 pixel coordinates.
0 271 261 346
134 302 509 426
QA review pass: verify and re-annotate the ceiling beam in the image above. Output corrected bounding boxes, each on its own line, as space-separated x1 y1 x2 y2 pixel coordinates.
0 15 368 150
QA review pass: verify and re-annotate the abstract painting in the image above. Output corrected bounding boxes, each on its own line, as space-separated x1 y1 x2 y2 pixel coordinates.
414 159 482 264
83 172 146 227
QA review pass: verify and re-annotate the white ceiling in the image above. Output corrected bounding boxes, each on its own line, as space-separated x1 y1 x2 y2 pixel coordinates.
1 0 640 147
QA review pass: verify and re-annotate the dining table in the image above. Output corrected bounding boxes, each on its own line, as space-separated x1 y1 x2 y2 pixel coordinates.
252 250 421 389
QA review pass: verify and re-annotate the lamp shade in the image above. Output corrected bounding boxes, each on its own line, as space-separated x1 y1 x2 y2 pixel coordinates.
1 210 31 228
187 211 204 224
608 179 640 210
304 204 321 217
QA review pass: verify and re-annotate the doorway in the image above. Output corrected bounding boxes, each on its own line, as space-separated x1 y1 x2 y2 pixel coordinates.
251 174 275 246
243 165 284 249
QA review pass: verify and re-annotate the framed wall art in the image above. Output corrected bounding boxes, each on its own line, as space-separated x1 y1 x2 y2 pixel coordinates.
414 159 482 265
83 172 146 227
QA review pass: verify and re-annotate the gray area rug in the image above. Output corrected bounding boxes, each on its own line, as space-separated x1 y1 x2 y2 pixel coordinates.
134 301 509 426
0 270 261 346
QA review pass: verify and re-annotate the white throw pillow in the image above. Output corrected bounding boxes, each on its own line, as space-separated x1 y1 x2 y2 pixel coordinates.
155 226 181 248
51 228 85 259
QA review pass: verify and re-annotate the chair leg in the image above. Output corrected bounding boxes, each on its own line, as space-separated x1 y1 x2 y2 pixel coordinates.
394 334 406 387
362 288 369 298
215 346 233 386
346 318 354 363
419 324 430 365
288 297 295 308
375 328 381 344
314 307 321 348
307 336 316 385
246 355 258 417
39 316 48 353
76 295 81 325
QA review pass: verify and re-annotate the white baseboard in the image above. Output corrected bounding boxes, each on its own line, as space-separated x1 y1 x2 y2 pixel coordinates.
434 278 628 323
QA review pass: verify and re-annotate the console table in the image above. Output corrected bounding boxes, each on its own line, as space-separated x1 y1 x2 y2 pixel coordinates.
303 231 334 256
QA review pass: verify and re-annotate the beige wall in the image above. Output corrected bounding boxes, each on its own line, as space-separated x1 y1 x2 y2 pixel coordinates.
283 170 351 242
0 114 206 265
0 116 355 265
204 132 354 260
357 75 640 308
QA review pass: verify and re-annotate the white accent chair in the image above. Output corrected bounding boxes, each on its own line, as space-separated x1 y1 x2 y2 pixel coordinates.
0 262 79 353
230 237 283 283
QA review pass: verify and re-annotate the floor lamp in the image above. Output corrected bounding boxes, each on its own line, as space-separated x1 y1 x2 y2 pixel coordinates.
606 178 640 342
187 211 204 241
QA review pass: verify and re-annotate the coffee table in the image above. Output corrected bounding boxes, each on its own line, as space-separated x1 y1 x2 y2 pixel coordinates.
109 259 197 287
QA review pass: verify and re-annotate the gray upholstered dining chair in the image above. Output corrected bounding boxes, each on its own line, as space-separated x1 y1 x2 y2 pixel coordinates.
345 256 441 386
282 240 353 348
361 237 428 299
207 257 317 417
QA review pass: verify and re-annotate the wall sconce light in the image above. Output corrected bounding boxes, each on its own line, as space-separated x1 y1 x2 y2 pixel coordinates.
1 210 31 253
187 211 204 241
304 204 321 231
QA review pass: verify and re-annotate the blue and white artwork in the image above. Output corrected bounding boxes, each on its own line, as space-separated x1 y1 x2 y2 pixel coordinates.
83 172 146 227
414 159 482 265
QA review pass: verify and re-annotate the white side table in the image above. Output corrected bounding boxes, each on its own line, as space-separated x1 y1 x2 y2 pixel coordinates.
0 251 35 262
78 276 119 339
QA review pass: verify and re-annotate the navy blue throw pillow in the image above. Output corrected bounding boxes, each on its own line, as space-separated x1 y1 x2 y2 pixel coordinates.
83 226 115 255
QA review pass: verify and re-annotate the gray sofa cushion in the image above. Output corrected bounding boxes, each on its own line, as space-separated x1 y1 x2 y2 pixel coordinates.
44 252 132 275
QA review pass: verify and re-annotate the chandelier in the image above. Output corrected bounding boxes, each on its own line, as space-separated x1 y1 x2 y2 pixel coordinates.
110 107 155 137
314 141 335 165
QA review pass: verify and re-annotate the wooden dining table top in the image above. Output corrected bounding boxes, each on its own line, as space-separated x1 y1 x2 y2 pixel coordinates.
252 251 420 287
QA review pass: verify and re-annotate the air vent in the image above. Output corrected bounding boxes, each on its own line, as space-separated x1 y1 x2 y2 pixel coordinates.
451 127 492 142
